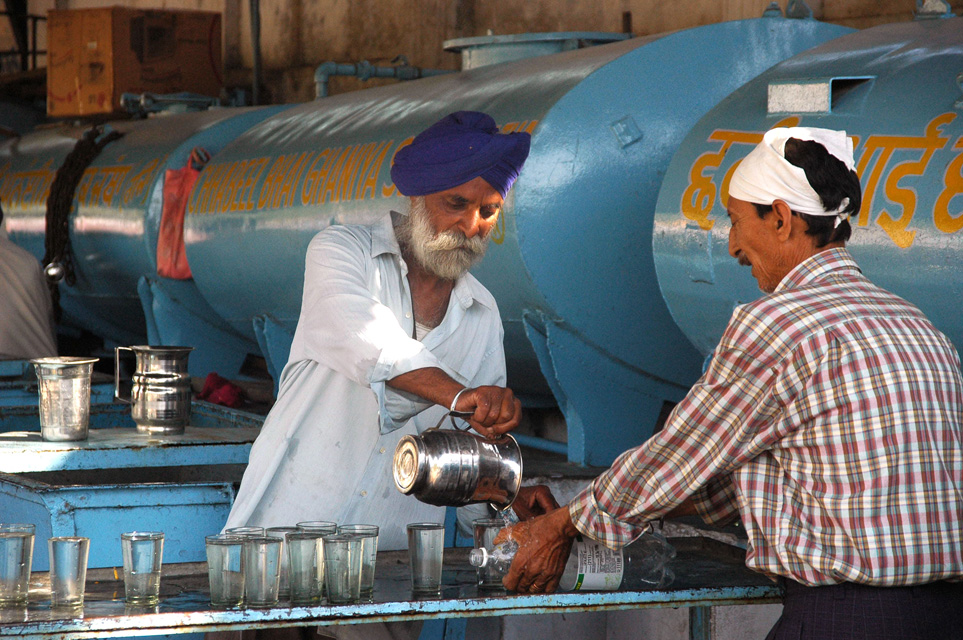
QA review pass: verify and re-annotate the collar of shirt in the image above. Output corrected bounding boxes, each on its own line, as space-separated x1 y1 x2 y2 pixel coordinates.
371 211 495 315
773 246 862 294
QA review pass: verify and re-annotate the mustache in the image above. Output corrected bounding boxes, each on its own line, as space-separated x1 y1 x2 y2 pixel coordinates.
424 229 488 255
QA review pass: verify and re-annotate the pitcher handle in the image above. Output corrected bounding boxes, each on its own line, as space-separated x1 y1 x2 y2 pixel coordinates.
114 346 132 403
428 411 473 433
447 387 473 431
449 414 473 431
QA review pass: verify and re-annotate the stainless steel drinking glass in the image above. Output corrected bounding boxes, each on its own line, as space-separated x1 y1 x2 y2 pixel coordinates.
30 357 99 442
322 534 362 604
406 523 444 596
295 521 337 534
121 531 164 605
286 532 324 605
338 524 378 600
472 518 507 591
0 524 35 605
295 522 337 597
264 526 298 601
48 536 89 608
205 534 245 609
224 526 264 537
242 536 282 608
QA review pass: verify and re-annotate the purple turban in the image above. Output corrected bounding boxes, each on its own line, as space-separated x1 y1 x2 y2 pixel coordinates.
390 111 531 199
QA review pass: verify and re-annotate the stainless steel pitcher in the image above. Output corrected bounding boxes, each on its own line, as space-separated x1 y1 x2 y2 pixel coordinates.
393 427 523 511
114 345 193 434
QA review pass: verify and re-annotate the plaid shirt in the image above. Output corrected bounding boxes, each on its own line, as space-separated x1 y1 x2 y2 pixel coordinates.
569 248 963 586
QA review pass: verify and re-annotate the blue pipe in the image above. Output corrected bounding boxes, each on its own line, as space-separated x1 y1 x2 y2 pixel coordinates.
314 58 451 98
511 433 569 456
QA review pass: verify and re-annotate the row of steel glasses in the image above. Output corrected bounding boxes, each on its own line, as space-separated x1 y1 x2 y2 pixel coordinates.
215 521 451 607
216 517 518 607
0 519 487 612
215 522 381 607
0 523 163 609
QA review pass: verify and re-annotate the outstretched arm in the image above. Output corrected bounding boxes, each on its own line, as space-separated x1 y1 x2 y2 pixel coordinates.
388 366 521 438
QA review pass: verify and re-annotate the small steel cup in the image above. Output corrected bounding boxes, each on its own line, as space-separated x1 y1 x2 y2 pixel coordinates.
0 524 35 605
30 357 99 442
322 534 362 604
121 531 164 605
286 532 325 605
295 521 337 534
406 523 444 597
224 526 264 537
264 527 298 601
49 536 89 608
295 522 337 597
205 534 245 609
338 524 378 600
242 536 282 608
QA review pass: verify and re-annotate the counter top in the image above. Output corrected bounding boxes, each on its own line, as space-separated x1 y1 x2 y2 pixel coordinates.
0 538 781 639
0 427 260 472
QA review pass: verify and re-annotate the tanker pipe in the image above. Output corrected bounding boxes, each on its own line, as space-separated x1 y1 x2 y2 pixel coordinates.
314 57 451 98
249 0 262 105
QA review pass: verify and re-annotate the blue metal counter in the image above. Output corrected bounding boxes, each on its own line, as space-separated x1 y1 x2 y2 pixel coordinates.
0 539 781 640
0 401 262 571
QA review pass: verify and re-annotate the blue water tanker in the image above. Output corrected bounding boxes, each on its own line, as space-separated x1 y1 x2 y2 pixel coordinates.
653 15 963 362
181 17 851 465
1 16 853 466
0 106 295 376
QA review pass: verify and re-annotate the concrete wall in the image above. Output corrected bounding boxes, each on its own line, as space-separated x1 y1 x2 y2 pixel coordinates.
4 0 963 103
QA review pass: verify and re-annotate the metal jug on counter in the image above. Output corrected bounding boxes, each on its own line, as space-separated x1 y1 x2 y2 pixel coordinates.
114 346 193 434
30 357 100 442
393 426 523 511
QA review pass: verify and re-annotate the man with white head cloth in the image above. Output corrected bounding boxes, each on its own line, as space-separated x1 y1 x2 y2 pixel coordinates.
498 127 963 639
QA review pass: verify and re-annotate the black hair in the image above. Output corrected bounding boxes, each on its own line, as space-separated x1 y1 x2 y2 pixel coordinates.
753 137 862 247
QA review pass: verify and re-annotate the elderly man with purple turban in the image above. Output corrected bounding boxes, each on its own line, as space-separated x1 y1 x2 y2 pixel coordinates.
226 112 556 560
497 127 963 639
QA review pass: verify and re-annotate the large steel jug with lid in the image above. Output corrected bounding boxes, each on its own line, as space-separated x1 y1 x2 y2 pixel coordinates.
114 345 193 434
393 427 523 511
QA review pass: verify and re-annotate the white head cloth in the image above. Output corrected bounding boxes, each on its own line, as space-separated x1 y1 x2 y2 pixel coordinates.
728 127 855 225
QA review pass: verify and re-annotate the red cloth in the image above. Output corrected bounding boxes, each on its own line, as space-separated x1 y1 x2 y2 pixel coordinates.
158 148 209 279
198 372 243 408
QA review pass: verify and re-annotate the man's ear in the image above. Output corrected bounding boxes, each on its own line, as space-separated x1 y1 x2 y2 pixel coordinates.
771 200 795 241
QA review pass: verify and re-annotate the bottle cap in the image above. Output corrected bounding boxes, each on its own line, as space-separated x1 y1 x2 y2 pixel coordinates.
468 547 490 567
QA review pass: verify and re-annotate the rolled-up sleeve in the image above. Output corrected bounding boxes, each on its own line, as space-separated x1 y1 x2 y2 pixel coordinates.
292 224 508 435
568 337 785 549
296 228 443 387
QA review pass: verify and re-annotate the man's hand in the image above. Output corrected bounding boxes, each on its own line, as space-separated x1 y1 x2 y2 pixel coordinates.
511 485 559 520
454 385 521 438
494 505 578 594
386 368 521 439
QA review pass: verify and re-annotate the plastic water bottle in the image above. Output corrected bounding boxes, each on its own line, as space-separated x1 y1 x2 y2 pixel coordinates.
558 531 676 591
468 530 675 591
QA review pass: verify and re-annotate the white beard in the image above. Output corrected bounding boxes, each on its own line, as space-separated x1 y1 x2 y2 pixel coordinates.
395 197 489 281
